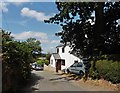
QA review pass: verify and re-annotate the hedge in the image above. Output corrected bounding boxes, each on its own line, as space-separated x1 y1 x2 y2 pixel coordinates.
36 59 49 65
89 60 120 84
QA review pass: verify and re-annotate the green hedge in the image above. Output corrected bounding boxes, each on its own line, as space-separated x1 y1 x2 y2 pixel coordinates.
2 41 33 92
36 59 49 65
2 30 35 92
89 60 120 84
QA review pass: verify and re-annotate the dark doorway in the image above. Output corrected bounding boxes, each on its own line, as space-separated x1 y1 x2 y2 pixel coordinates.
56 59 61 72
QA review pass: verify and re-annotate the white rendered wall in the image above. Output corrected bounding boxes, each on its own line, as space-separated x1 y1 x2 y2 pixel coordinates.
50 55 56 68
57 46 82 70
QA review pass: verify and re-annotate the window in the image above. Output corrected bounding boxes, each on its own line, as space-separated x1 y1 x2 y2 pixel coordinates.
77 62 83 67
61 59 65 66
51 60 53 64
62 47 64 53
74 60 78 63
57 48 59 53
71 63 77 67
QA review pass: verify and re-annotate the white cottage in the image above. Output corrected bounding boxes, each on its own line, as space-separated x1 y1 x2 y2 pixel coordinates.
50 44 83 72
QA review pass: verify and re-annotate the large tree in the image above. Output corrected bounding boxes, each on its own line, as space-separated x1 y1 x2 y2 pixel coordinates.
2 30 42 92
45 2 120 58
26 38 41 55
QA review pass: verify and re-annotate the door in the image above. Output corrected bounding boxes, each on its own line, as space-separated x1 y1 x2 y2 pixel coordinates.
56 59 61 72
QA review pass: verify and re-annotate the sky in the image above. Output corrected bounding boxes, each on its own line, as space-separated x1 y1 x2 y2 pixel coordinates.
1 1 62 53
1 1 120 53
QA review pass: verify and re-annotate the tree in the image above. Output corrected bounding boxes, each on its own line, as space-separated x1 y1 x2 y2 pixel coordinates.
45 2 120 58
2 30 35 92
46 52 51 61
26 38 42 58
45 2 120 79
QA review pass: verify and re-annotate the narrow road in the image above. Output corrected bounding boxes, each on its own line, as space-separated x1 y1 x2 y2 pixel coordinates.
22 70 117 92
23 70 84 91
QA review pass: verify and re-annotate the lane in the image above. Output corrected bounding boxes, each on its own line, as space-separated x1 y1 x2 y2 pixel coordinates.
23 70 115 92
30 70 84 91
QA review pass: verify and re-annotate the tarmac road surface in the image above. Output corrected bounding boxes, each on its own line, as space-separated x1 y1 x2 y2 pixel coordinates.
23 70 84 91
21 70 117 92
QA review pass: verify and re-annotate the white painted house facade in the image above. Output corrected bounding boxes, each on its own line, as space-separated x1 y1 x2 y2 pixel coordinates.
50 45 83 72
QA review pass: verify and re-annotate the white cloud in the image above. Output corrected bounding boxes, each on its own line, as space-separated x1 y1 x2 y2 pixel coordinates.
11 31 49 43
21 7 52 22
11 31 61 53
0 0 28 13
11 31 60 44
51 40 60 44
0 2 8 12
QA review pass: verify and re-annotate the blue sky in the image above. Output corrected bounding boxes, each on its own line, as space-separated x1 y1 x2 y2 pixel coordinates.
1 1 120 53
1 1 62 53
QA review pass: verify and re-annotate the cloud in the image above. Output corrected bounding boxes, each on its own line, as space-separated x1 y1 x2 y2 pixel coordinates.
11 31 61 53
11 31 49 43
11 31 60 44
0 2 8 12
21 7 52 22
2 0 31 7
0 0 29 13
51 40 60 44
6 0 30 6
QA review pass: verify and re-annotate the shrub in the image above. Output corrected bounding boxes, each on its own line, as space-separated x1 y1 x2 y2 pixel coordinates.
2 41 34 92
44 60 49 65
96 60 120 83
2 30 34 92
36 59 49 66
89 61 100 79
37 59 44 65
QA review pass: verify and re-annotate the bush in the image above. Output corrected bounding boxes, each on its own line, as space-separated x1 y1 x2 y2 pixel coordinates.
37 59 44 65
89 61 100 80
36 59 49 66
44 60 49 65
2 41 34 92
2 30 34 92
96 60 120 83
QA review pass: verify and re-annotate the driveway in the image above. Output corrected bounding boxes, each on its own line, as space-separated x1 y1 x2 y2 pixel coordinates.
23 70 84 91
21 70 117 92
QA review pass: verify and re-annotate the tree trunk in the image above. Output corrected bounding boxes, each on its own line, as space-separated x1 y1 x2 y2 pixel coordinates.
94 2 104 50
93 2 104 70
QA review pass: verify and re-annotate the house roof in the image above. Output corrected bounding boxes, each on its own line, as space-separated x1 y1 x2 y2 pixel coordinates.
52 53 61 59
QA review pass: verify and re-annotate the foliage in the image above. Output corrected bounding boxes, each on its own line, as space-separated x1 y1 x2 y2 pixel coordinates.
45 2 120 83
36 59 44 65
89 60 120 84
41 53 46 57
89 61 100 80
2 30 38 92
26 38 41 55
45 2 120 58
36 59 49 65
44 60 49 65
46 53 51 61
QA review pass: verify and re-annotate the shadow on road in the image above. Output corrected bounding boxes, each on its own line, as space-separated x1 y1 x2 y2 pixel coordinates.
19 72 44 92
49 74 82 82
66 74 83 81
